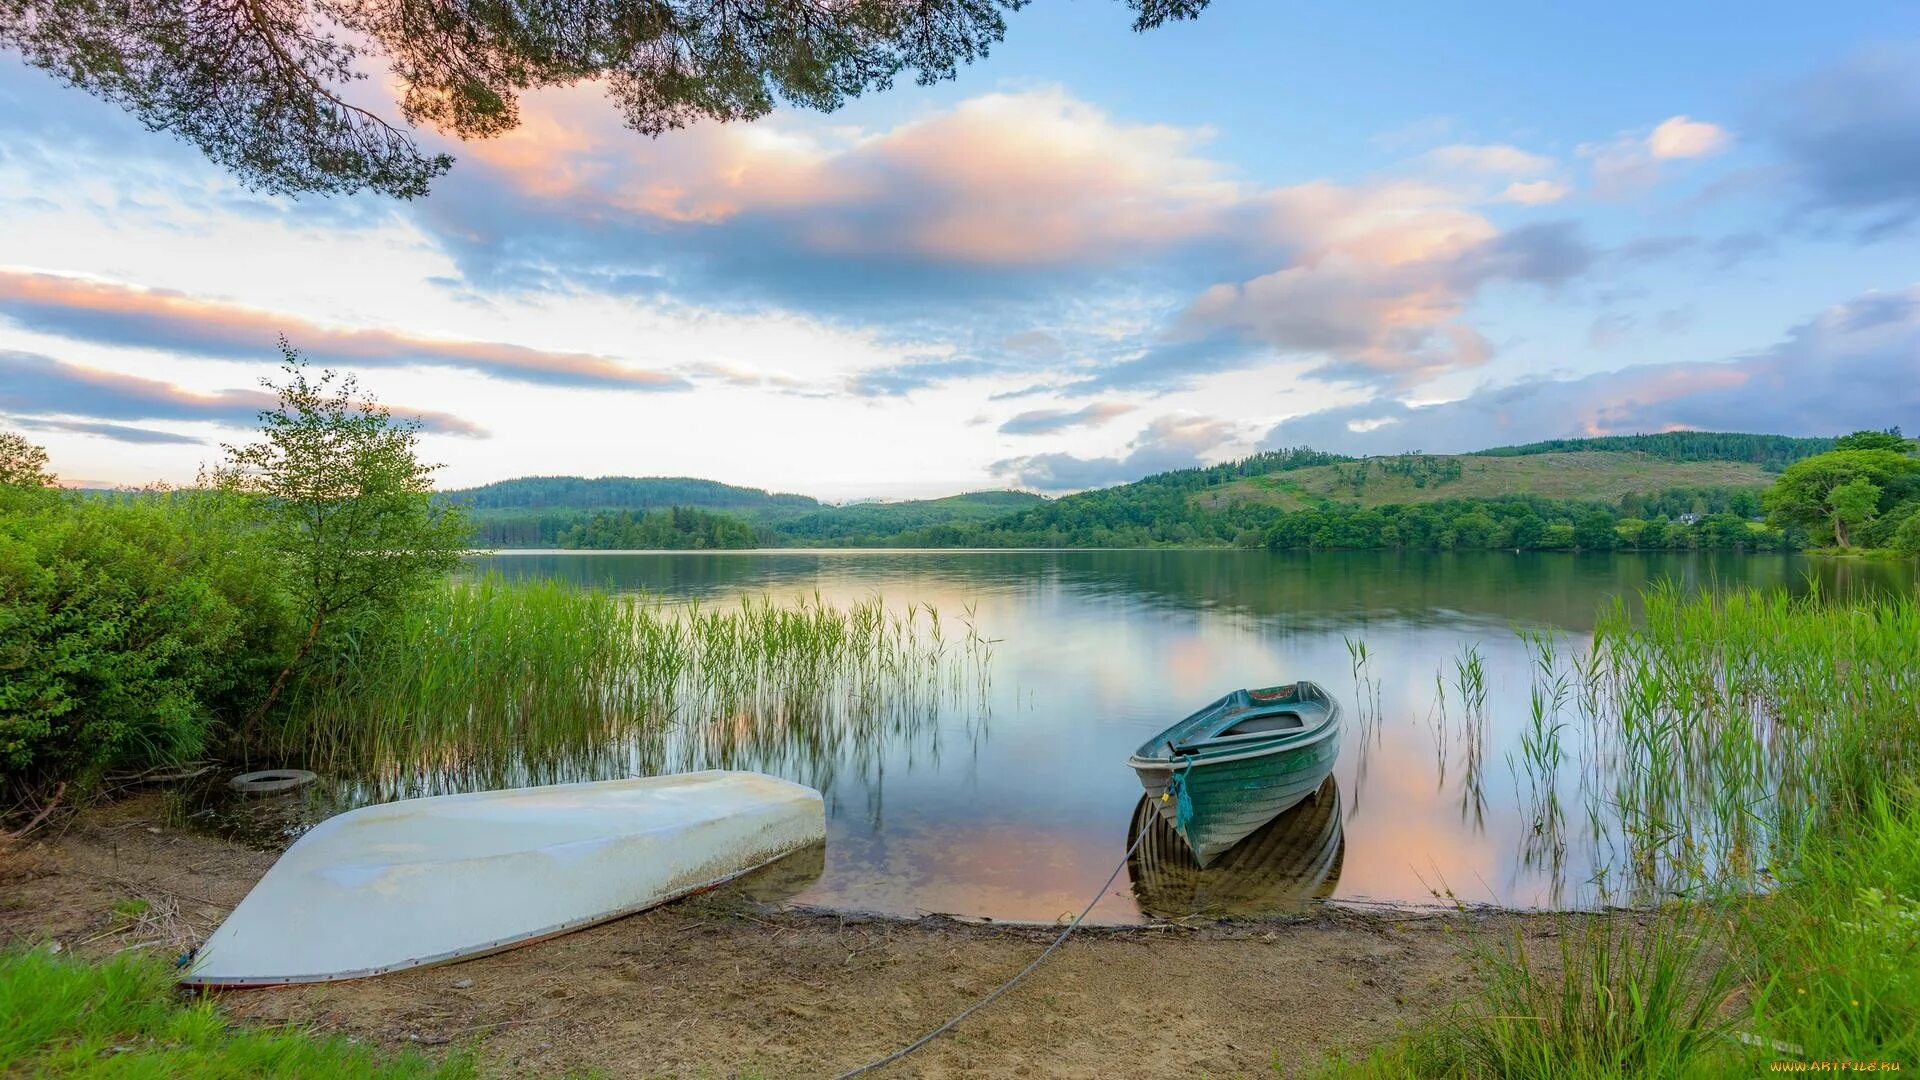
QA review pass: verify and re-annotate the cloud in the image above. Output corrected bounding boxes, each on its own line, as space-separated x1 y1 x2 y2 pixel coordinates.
992 414 1241 491
1259 286 1920 455
415 84 1246 316
1646 116 1731 159
0 350 487 438
1163 219 1593 387
1582 115 1732 197
843 355 1006 397
405 86 1598 396
1500 180 1569 205
1425 144 1555 175
997 402 1137 435
2 416 206 445
0 270 689 391
1763 47 1920 236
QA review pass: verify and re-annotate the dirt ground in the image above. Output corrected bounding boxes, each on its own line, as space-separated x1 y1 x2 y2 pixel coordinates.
1 794 1543 1079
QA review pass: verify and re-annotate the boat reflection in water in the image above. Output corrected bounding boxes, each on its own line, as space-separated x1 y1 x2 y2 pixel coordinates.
1126 776 1344 919
728 838 828 905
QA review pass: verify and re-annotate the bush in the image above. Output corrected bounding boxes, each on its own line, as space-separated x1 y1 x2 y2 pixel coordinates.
0 489 295 805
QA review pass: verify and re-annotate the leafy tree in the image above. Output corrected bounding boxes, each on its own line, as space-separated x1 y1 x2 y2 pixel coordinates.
0 430 53 487
1826 477 1882 546
1 0 1211 199
1764 450 1920 549
1573 510 1617 551
212 341 468 730
1833 428 1911 453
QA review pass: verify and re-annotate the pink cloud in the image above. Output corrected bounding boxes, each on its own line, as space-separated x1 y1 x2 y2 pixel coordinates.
0 270 685 390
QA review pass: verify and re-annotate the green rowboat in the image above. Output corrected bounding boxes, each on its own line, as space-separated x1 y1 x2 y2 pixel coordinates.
1127 682 1342 867
1126 776 1344 918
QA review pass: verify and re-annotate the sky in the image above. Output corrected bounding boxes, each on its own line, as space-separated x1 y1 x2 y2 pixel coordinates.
2 2 1918 498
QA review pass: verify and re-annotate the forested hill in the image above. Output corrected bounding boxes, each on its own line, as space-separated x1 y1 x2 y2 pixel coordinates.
446 431 1860 551
1473 432 1834 468
442 475 821 512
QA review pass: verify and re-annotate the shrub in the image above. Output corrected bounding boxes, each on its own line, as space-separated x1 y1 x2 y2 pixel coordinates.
0 489 294 806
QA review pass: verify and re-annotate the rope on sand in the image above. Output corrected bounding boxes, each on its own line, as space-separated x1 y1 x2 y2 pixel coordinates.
831 767 1187 1079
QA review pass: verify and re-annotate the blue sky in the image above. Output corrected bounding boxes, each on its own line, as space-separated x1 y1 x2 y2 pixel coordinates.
1 1 1916 496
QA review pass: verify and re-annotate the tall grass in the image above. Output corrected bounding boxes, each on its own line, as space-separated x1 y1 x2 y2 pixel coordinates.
1321 587 1920 1078
1577 585 1920 903
272 574 994 797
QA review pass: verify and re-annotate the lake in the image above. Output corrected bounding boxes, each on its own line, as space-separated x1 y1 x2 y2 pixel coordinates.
440 550 1912 921
200 550 1918 923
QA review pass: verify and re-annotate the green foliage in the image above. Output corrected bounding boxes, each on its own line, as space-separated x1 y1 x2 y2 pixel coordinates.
1833 427 1911 453
1745 786 1920 1064
1764 448 1920 549
1262 496 1789 552
447 474 821 513
0 947 473 1077
0 485 295 805
557 505 765 549
212 344 468 727
0 430 54 487
1474 431 1836 469
454 482 1049 548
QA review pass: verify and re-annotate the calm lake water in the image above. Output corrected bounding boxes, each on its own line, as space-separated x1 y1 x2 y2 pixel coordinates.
437 550 1913 922
197 550 1917 923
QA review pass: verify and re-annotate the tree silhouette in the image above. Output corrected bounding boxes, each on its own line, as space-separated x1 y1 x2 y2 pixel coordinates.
1 0 1211 199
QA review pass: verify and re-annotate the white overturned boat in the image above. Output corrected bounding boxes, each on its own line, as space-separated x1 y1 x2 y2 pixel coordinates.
182 771 824 987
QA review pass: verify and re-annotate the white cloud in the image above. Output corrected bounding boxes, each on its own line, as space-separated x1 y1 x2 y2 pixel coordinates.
1425 143 1555 175
1647 115 1731 159
1500 179 1570 205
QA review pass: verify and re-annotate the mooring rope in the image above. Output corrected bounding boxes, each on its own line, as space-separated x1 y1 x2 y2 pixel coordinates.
830 767 1187 1079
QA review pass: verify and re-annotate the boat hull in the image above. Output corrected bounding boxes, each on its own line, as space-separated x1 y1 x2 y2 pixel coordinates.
181 771 825 987
1131 723 1340 866
1127 776 1344 918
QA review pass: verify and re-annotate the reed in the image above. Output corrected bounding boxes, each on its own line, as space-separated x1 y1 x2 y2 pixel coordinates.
271 574 994 797
1321 586 1920 1077
1574 586 1920 902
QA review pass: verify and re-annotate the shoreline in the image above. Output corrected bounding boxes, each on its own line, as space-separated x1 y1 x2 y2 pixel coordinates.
3 792 1602 1078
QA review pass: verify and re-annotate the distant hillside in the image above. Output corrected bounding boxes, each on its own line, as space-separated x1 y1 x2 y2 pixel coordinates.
443 475 820 512
774 491 1047 545
448 431 1834 550
1472 431 1833 469
1196 452 1777 512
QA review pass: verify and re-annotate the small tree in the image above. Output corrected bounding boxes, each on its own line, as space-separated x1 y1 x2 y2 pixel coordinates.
0 430 54 487
214 341 468 732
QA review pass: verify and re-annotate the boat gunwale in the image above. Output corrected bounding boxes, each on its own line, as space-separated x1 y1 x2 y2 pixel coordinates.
1127 684 1341 770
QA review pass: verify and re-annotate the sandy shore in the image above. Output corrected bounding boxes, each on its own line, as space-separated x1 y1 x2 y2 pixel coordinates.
2 794 1555 1078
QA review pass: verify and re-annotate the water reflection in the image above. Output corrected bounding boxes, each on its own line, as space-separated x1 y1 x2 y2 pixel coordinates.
186 550 1914 923
1127 777 1344 919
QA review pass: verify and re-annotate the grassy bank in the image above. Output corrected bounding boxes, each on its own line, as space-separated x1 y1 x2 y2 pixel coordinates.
274 575 994 794
1324 588 1920 1077
0 949 475 1077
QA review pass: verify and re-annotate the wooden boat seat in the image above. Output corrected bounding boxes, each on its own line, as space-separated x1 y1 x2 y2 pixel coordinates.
1221 712 1306 737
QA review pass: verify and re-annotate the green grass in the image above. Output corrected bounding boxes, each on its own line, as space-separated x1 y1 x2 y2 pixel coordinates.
275 575 993 789
1202 452 1774 511
1326 911 1747 1080
1318 587 1920 1078
0 948 474 1078
1741 784 1920 1064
